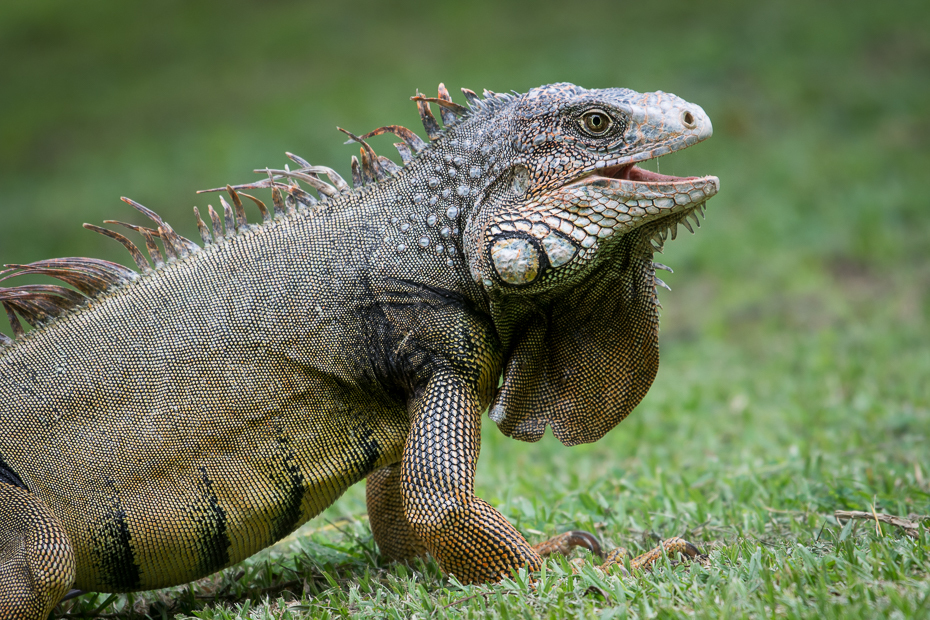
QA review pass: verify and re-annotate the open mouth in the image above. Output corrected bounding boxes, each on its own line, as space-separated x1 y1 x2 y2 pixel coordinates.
579 159 720 202
601 162 700 184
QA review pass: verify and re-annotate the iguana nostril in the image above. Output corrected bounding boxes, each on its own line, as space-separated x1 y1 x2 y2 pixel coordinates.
682 110 696 128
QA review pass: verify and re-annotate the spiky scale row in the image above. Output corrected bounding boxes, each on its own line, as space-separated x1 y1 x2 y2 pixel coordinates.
413 85 468 124
339 127 390 185
252 167 337 198
103 221 162 267
0 258 138 336
282 184 317 211
0 83 477 344
0 285 86 335
1 259 136 298
356 125 426 160
0 190 206 337
342 82 474 187
122 197 201 258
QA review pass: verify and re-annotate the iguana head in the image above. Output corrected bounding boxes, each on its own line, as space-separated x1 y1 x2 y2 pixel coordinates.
457 83 719 445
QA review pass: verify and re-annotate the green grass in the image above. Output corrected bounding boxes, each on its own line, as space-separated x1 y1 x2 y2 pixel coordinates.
1 0 928 618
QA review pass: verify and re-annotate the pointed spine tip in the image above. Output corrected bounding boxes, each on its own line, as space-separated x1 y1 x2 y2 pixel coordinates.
83 223 151 273
414 93 442 140
193 207 213 247
226 185 248 229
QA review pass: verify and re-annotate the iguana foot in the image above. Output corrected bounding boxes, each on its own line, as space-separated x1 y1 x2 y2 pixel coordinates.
601 536 701 572
533 530 603 559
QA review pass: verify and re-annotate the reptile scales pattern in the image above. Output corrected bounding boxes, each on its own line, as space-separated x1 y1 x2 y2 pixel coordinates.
0 82 717 618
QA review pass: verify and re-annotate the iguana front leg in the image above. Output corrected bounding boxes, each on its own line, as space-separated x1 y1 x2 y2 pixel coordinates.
401 370 542 583
368 456 603 571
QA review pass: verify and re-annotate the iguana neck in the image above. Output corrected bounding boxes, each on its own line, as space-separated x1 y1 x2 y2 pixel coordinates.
366 102 521 317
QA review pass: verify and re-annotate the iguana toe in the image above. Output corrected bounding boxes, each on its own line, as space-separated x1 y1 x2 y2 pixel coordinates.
601 536 701 573
533 530 604 559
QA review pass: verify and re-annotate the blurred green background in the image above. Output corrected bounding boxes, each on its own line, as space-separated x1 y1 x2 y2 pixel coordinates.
1 0 927 545
2 1 929 616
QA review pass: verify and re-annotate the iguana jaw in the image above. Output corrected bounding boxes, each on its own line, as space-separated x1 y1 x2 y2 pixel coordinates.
552 168 720 247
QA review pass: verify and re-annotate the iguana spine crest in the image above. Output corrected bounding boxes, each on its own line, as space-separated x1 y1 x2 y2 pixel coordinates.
0 83 483 348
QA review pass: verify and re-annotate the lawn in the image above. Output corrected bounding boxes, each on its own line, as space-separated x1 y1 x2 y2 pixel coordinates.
0 1 927 618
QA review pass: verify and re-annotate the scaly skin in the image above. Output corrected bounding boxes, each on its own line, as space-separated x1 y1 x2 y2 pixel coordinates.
0 83 717 618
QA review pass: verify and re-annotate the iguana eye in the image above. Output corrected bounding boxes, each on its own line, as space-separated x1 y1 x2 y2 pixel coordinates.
580 110 612 136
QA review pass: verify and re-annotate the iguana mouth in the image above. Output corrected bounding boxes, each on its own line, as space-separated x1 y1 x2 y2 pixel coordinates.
570 161 719 204
602 163 698 184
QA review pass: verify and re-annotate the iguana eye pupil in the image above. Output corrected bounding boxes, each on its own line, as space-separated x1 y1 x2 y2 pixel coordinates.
581 110 612 136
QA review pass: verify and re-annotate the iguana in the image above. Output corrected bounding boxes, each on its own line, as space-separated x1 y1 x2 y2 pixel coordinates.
0 82 718 618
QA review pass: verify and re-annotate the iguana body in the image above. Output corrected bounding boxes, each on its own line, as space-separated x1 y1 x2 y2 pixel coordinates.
0 83 717 618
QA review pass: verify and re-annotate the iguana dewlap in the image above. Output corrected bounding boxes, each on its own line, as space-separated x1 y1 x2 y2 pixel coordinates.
0 83 717 618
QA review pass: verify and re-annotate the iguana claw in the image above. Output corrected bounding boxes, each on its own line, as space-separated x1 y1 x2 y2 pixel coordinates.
602 536 701 572
533 530 604 559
